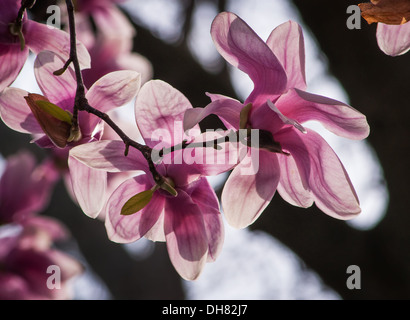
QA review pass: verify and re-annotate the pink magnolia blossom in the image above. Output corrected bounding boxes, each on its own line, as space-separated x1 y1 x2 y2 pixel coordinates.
376 22 410 56
70 80 234 280
69 0 153 88
184 13 370 228
0 51 141 218
0 0 90 92
0 151 58 225
0 216 83 300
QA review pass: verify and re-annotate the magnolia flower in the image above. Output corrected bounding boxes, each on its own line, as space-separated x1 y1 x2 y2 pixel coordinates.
70 80 234 280
0 0 90 92
184 13 370 228
0 216 83 300
68 0 153 87
0 51 141 218
0 151 58 225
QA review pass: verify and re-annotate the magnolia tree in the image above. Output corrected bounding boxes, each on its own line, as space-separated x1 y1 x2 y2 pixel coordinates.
0 0 408 299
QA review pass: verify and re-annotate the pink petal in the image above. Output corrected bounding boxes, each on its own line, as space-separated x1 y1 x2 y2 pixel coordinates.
164 190 208 280
221 150 280 228
92 5 135 46
211 12 287 107
276 128 361 219
22 216 68 243
68 156 107 218
135 80 198 148
69 140 149 173
276 88 370 140
266 20 307 90
165 131 238 186
183 96 243 131
0 87 42 134
34 51 77 111
0 0 20 27
115 52 153 84
144 211 166 242
85 70 141 133
25 21 91 69
376 22 410 56
0 44 29 92
277 153 313 208
105 175 165 243
188 178 224 262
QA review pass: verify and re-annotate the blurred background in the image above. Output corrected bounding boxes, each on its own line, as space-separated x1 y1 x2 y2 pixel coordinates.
1 0 409 299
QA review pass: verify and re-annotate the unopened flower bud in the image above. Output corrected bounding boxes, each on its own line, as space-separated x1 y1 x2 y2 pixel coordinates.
24 93 73 148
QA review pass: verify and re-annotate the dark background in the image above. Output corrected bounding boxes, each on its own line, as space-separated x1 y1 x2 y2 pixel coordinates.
1 0 409 299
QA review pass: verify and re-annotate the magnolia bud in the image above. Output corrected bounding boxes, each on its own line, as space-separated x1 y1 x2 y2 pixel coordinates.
24 93 74 148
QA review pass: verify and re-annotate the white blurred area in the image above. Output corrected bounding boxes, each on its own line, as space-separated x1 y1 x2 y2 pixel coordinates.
4 0 389 300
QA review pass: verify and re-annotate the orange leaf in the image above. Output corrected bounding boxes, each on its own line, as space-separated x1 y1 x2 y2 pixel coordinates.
358 0 410 25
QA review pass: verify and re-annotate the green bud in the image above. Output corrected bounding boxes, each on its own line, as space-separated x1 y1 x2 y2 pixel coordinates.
34 100 73 125
160 178 178 197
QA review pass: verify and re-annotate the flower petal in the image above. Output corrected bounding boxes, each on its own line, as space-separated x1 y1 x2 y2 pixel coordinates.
277 153 313 208
165 131 239 186
69 140 149 173
105 175 165 243
115 52 153 85
276 128 361 219
183 96 243 131
0 87 42 134
266 20 307 90
135 80 197 148
25 21 91 69
0 152 41 223
164 190 208 280
211 12 287 107
222 150 280 228
0 44 28 92
34 51 77 111
188 178 224 262
276 88 370 140
376 22 410 56
85 70 141 134
68 156 107 218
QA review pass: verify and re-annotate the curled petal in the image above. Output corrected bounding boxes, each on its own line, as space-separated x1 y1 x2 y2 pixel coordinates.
222 150 280 229
276 128 361 219
105 175 165 243
164 190 208 280
276 88 370 140
211 12 287 106
267 20 307 90
376 22 410 56
184 96 243 131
